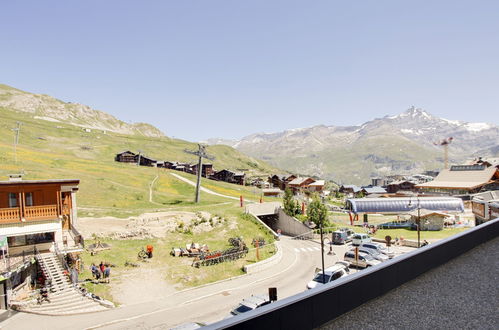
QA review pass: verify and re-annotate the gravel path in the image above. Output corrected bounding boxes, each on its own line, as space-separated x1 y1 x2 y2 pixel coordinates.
320 236 499 330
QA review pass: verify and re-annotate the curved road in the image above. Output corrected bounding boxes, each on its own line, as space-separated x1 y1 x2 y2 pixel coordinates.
2 237 352 330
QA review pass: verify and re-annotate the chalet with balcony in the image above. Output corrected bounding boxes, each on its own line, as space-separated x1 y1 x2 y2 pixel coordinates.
0 178 82 256
114 150 137 163
191 163 214 177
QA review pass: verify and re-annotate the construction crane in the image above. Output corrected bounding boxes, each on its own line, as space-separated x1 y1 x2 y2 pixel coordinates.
433 137 453 169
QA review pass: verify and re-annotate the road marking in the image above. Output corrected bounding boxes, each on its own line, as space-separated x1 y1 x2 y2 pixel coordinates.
300 248 307 252
294 248 300 253
307 247 315 252
313 247 320 251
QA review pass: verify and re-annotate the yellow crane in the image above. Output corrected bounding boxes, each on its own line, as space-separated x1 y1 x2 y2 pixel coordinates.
434 137 454 169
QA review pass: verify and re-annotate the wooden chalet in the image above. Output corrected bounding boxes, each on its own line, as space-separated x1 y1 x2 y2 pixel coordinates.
210 170 245 185
136 155 157 167
288 177 316 194
269 174 297 190
339 185 361 197
191 163 214 177
386 180 417 194
0 178 82 255
115 151 137 163
233 172 245 185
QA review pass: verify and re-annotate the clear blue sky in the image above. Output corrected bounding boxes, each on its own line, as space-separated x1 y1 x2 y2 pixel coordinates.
1 1 498 141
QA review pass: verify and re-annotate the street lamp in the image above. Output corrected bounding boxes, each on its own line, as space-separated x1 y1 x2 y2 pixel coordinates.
319 224 326 284
408 197 421 248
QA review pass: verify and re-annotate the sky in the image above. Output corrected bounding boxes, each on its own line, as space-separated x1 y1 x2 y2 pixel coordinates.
1 1 498 141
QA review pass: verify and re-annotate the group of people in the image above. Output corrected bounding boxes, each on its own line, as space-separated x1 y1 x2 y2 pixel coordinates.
91 261 111 283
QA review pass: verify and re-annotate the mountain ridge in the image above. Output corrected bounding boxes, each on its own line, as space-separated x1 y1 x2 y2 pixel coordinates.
207 107 499 184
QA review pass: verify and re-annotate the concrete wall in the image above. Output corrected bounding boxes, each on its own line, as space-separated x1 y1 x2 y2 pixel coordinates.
243 242 282 274
276 208 313 238
245 202 281 216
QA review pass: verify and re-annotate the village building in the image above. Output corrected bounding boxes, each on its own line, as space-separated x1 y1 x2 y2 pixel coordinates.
287 177 316 194
251 178 270 189
416 164 499 195
210 170 245 185
0 177 82 309
114 150 137 163
371 177 391 187
268 174 297 190
136 154 158 167
262 188 282 197
339 185 361 197
408 209 450 231
308 180 325 193
386 180 418 193
471 190 499 225
361 186 387 195
191 163 214 177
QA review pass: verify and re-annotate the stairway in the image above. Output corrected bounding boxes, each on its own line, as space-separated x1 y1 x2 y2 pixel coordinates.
16 253 111 315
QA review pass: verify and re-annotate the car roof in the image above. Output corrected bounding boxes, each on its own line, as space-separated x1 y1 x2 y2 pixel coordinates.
242 295 269 306
323 264 347 273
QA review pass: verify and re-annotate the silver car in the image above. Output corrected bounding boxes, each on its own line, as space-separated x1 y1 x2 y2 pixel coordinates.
344 251 381 268
360 242 395 259
357 247 389 262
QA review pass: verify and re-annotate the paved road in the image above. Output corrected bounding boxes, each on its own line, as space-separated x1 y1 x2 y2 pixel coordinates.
1 239 412 330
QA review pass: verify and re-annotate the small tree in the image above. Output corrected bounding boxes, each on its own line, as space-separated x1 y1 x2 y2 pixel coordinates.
307 194 329 228
283 188 297 216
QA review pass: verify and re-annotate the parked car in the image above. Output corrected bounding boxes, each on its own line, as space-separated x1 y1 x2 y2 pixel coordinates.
344 251 381 268
229 294 271 316
332 231 352 245
360 242 395 259
357 247 389 262
352 233 371 246
306 262 350 289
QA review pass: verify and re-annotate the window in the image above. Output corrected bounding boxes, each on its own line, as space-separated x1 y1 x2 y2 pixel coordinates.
25 192 33 206
331 271 343 281
7 232 54 247
8 193 18 208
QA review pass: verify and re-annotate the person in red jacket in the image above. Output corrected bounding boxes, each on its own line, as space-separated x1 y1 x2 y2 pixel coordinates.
146 245 153 258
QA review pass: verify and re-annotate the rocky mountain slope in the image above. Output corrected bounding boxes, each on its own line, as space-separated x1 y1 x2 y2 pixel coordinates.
0 84 164 137
208 107 499 184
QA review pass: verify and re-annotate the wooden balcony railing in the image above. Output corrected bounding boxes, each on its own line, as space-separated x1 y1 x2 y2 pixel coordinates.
0 207 21 223
25 205 58 221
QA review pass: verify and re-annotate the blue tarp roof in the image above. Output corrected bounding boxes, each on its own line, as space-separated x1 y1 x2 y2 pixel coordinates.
346 197 465 214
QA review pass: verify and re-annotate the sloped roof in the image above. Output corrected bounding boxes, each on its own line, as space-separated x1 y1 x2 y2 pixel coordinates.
362 186 387 194
346 197 464 214
341 185 361 192
408 209 451 218
309 180 325 186
289 177 314 185
416 166 499 190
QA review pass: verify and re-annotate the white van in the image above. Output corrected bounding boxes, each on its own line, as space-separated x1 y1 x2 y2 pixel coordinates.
352 233 371 246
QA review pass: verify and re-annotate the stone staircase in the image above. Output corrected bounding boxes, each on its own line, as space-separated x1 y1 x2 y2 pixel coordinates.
16 253 110 315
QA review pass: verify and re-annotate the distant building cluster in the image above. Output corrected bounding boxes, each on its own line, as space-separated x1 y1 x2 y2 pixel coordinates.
266 174 326 196
114 150 245 185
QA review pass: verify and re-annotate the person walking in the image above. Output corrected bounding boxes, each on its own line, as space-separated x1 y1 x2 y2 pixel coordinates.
104 266 111 283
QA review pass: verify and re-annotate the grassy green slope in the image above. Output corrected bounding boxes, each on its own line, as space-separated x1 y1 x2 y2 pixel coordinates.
0 108 278 217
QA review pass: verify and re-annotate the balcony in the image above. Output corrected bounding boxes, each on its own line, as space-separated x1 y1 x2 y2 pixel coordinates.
25 205 59 221
0 204 59 224
0 208 21 224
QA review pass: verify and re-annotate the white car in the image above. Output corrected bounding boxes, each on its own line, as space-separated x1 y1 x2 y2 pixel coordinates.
306 262 350 289
344 251 381 268
360 242 395 259
352 233 371 246
229 294 271 316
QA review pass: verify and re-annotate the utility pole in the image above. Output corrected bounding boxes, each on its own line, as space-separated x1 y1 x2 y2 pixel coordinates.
184 144 215 203
12 122 22 163
137 150 142 166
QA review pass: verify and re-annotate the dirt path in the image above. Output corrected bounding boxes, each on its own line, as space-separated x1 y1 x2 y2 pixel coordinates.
111 266 178 305
169 172 253 202
149 174 160 204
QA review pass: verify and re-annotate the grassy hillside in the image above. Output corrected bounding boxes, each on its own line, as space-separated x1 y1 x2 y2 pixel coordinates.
0 107 279 217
